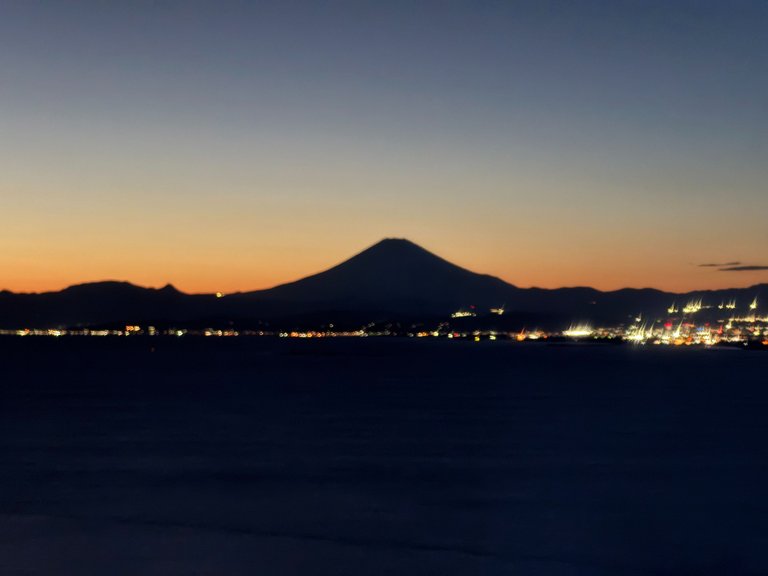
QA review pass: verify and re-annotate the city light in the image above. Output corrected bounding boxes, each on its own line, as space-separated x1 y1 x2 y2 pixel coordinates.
563 325 594 338
1 294 765 349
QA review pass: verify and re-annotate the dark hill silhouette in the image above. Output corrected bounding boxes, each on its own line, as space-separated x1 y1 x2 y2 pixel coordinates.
0 239 765 329
0 281 215 328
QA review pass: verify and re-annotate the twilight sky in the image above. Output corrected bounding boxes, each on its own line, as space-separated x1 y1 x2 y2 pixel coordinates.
1 0 766 293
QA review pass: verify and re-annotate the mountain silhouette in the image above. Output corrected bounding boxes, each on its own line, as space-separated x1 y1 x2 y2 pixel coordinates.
0 281 214 328
0 238 765 329
237 238 513 312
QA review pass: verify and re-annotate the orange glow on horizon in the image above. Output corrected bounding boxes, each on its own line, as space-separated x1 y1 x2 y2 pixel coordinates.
2 237 766 295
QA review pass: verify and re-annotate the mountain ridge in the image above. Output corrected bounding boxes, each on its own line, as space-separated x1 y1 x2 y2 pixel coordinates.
1 239 765 328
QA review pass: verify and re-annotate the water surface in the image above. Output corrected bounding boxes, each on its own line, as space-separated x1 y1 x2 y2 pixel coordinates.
1 338 767 575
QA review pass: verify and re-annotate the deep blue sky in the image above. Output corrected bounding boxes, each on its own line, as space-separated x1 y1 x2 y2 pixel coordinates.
2 1 766 292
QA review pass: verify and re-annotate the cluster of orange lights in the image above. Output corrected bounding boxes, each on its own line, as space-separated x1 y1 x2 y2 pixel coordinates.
278 331 366 338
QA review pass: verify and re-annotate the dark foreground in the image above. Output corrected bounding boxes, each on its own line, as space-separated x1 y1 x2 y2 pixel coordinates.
1 338 768 575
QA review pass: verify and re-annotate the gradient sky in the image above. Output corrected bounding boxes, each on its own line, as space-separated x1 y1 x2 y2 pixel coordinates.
2 0 767 293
